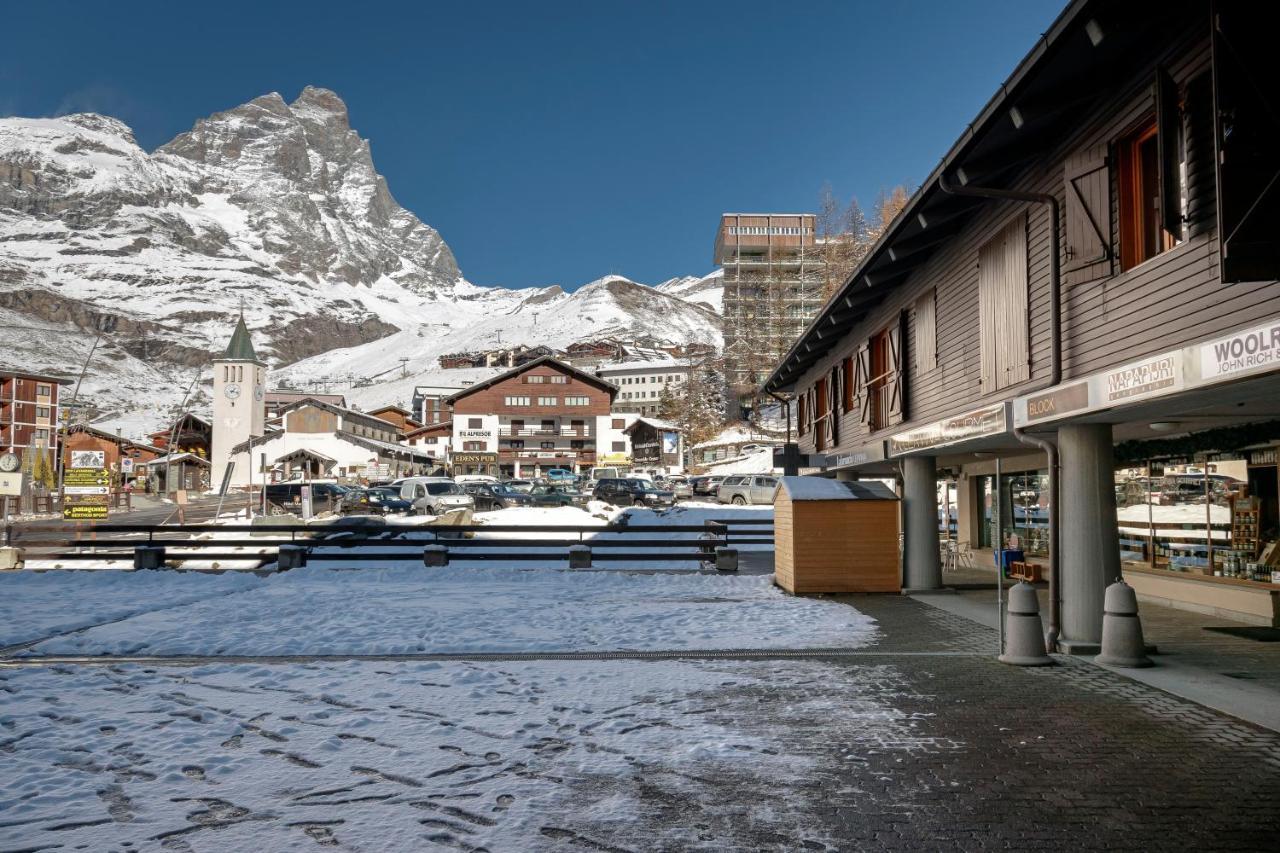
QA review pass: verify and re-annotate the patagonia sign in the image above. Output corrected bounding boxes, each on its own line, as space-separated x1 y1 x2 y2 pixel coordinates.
1201 319 1280 381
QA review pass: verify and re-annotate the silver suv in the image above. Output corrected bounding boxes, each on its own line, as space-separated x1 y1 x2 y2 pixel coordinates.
716 475 779 506
409 480 475 515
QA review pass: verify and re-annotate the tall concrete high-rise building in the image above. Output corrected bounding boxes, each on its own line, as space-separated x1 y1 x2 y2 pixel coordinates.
714 213 824 395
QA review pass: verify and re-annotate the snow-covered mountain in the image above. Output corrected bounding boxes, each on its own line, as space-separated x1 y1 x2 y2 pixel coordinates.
0 88 722 434
655 270 724 314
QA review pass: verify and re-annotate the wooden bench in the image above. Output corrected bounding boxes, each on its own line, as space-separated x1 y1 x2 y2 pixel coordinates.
1010 561 1044 583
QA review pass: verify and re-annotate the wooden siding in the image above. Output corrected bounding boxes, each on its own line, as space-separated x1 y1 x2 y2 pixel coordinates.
451 365 612 417
794 26 1278 460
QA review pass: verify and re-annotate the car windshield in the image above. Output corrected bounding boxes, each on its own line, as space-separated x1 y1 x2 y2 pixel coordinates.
369 488 397 499
426 482 463 495
491 484 518 495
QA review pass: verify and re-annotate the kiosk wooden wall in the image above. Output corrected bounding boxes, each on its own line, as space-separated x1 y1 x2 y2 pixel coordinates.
775 483 901 594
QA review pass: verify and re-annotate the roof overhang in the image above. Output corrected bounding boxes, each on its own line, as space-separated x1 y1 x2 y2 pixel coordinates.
763 0 1203 394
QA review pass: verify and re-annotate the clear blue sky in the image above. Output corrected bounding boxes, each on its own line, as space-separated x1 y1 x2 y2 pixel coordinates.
3 0 1063 290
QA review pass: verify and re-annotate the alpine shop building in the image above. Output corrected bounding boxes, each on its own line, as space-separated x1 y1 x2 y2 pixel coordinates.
764 0 1280 645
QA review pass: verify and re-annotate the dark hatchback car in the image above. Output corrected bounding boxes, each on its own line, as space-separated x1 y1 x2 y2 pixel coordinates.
463 482 533 511
526 484 590 508
592 478 675 507
264 482 347 515
339 486 413 516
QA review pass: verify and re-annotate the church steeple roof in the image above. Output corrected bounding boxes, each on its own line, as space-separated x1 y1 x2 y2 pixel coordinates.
223 313 259 362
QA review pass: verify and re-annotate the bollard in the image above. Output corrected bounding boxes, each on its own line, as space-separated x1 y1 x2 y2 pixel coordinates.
998 582 1052 666
0 546 23 570
134 545 166 571
714 546 739 572
423 544 449 567
1096 580 1153 667
568 544 591 569
277 544 307 571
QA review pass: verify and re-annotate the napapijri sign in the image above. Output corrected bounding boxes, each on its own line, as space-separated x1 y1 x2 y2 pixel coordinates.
1201 319 1280 381
1104 355 1179 402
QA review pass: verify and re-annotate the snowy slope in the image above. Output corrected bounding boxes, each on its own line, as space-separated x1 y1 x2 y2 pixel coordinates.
655 269 724 313
0 90 723 436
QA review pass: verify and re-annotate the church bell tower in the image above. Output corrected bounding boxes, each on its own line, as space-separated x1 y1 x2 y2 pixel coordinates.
211 312 267 491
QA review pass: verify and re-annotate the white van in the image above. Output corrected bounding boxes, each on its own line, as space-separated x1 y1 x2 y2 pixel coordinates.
394 476 454 501
590 467 621 481
454 474 499 486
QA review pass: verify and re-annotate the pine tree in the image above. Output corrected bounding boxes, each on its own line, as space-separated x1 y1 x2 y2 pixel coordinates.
656 384 680 423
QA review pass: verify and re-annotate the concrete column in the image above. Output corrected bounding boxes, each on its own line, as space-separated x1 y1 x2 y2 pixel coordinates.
1058 423 1120 651
902 455 942 591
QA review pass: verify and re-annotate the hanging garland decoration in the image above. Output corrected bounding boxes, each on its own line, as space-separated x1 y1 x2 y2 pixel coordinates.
1114 419 1280 465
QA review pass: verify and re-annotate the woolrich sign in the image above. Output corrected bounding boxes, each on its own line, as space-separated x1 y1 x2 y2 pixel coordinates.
1200 319 1280 382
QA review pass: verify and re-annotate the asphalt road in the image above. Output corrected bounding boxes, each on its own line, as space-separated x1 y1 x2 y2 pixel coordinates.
5 493 252 550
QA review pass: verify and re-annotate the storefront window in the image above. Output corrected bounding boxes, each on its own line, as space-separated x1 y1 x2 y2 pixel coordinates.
976 471 1049 557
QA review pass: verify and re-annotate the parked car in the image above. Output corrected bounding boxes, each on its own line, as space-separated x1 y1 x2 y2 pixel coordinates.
669 479 693 500
592 477 675 507
264 482 347 516
464 482 533 511
503 479 535 494
339 487 413 516
691 475 726 497
526 484 590 508
545 468 576 483
408 480 476 515
716 475 779 506
394 476 454 501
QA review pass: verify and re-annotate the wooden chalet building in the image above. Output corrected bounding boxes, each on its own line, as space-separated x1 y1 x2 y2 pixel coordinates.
149 413 212 460
445 356 632 477
624 417 684 475
765 0 1280 638
63 424 163 485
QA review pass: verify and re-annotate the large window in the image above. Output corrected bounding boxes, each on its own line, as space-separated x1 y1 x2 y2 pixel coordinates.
504 396 530 406
537 396 557 406
1117 118 1181 270
564 396 589 406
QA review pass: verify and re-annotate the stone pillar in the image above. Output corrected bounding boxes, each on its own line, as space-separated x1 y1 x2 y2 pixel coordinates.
902 455 942 590
1058 423 1120 651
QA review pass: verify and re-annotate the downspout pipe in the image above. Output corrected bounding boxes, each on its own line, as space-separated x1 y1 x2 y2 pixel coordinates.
938 172 1063 649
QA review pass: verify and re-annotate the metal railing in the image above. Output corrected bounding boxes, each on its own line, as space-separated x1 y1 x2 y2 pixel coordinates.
12 518 774 570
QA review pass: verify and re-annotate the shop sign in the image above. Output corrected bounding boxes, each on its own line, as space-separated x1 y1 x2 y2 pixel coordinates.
451 452 497 465
1102 353 1180 403
1250 448 1278 466
1200 318 1280 382
888 403 1006 456
829 442 886 468
599 453 631 465
1024 382 1089 422
69 450 106 469
63 494 109 520
457 429 490 438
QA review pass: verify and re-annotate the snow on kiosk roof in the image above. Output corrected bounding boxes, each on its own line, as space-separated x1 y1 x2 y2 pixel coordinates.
778 477 898 502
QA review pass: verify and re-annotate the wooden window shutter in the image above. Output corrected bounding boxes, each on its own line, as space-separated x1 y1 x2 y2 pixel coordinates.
886 312 908 425
1182 72 1216 238
854 343 872 425
913 289 937 371
828 365 841 447
978 217 1030 391
1063 145 1112 284
1155 66 1183 239
797 390 807 435
841 357 855 412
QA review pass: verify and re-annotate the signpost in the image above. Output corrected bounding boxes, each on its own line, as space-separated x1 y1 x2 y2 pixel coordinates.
63 450 109 521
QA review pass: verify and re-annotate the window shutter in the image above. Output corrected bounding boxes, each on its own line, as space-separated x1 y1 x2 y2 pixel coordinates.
1182 72 1216 238
1213 5 1280 282
913 289 937 371
978 217 1030 391
854 343 872 425
1063 147 1112 284
886 312 907 425
828 365 841 447
841 357 855 412
1155 67 1183 239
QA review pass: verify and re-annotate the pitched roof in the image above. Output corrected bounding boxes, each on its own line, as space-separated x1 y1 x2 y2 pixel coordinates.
445 356 618 403
222 313 260 362
624 417 679 435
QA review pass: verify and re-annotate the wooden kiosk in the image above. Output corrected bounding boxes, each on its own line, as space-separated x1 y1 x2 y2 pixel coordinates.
774 476 901 594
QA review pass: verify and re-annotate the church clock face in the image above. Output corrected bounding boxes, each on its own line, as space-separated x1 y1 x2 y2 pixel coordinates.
224 383 241 400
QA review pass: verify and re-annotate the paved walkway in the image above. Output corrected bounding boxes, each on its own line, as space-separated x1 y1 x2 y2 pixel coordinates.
3 564 1279 850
